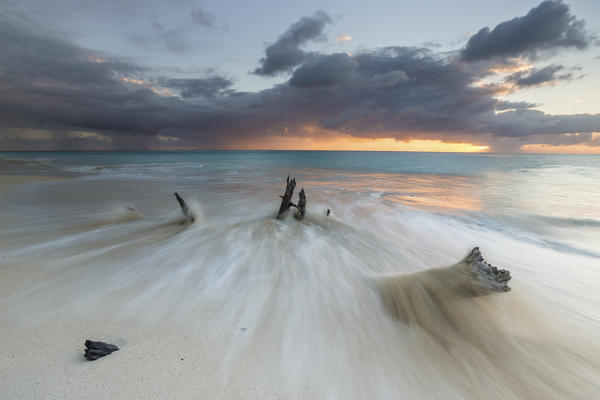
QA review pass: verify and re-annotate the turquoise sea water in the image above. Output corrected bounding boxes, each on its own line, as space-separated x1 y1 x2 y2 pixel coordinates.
2 150 599 176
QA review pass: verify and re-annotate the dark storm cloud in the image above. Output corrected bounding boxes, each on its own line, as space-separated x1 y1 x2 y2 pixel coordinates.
253 11 332 76
530 131 600 146
0 17 231 146
159 77 234 98
494 100 538 110
289 54 357 88
506 64 573 87
305 47 499 135
0 18 143 85
487 109 600 137
1 4 599 152
461 0 595 62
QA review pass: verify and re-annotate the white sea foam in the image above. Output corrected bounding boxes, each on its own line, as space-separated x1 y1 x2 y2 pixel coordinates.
1 169 599 398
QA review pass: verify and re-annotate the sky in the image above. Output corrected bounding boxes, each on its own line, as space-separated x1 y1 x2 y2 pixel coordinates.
1 0 599 152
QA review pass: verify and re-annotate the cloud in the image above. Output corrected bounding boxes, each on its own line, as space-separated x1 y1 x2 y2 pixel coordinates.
253 11 332 76
505 64 573 87
336 34 352 43
487 109 600 137
150 21 191 53
0 18 202 143
1 6 599 152
494 100 538 111
289 54 357 88
130 8 225 54
159 76 234 98
422 40 442 48
461 0 595 62
190 9 216 27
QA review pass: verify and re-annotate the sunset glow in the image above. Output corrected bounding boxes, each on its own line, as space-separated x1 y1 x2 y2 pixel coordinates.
227 135 490 152
521 143 600 154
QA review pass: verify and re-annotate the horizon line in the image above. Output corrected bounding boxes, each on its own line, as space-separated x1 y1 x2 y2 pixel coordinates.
1 149 599 155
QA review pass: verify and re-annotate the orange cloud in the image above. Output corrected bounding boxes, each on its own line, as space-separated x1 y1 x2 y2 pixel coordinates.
488 60 533 75
87 56 105 63
121 77 173 96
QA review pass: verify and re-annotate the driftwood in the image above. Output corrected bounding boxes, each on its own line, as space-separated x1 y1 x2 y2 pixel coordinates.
295 189 306 219
84 340 119 361
460 247 511 295
276 176 307 219
174 192 195 222
277 176 296 218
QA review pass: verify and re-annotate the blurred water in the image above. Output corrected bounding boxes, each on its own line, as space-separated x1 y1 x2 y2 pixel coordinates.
1 151 599 398
2 151 598 250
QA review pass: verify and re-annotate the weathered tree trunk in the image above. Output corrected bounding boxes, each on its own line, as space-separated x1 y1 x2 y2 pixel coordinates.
295 188 306 219
174 192 195 222
84 340 119 361
460 247 511 295
277 176 296 218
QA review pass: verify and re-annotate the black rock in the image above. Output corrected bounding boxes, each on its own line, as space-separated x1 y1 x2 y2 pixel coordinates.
84 340 119 361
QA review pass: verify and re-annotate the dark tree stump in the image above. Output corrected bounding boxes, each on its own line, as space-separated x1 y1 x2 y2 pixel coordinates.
277 176 296 218
84 340 119 361
174 192 196 222
295 188 306 219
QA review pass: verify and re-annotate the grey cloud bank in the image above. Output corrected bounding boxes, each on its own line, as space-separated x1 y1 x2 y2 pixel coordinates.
506 64 574 87
0 1 599 151
252 11 332 76
460 0 595 62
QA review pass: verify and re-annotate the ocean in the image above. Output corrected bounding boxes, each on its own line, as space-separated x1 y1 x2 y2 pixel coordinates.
1 151 599 398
